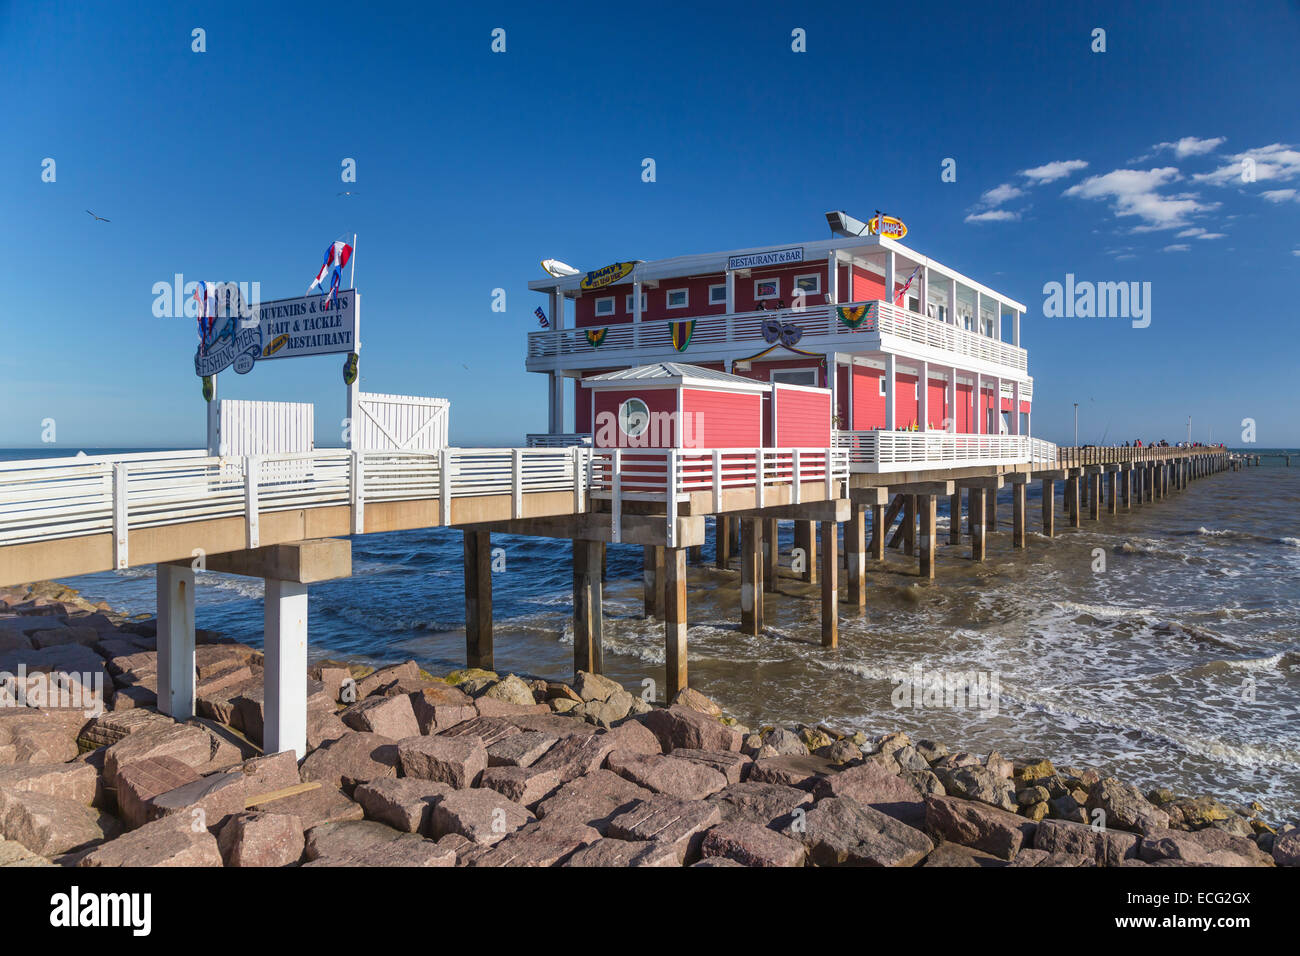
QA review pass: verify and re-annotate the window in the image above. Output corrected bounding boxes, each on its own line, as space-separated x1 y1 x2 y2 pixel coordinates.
594 296 615 318
772 369 817 386
793 273 821 296
879 376 887 396
666 288 689 309
625 292 647 313
709 284 728 305
754 278 779 300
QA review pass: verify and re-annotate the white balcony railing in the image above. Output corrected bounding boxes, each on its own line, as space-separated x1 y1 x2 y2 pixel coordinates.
833 430 1057 473
525 433 593 448
527 299 1029 375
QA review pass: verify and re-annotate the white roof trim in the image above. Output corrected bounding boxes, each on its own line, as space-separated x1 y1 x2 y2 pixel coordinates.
584 362 771 393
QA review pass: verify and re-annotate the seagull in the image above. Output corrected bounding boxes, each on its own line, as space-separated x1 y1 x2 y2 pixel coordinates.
85 209 110 222
337 191 359 197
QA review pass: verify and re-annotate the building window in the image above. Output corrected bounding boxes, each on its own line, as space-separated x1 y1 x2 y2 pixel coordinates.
709 284 728 305
625 292 647 313
594 297 615 318
667 289 689 309
772 369 817 386
879 376 886 397
793 274 821 297
754 278 779 301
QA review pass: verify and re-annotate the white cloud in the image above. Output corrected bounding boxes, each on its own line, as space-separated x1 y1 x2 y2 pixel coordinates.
1196 232 1226 240
979 183 1024 206
964 209 1020 223
1293 249 1300 257
1163 244 1190 252
1062 167 1219 230
1019 159 1089 184
1193 143 1300 186
1176 227 1207 237
1152 136 1226 158
1261 188 1298 203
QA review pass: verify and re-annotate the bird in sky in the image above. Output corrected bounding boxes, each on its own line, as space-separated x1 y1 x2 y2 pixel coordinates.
85 209 110 222
337 191 359 197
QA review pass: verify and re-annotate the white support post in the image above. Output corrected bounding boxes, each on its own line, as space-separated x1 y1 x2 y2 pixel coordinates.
948 277 958 325
572 446 584 511
712 448 722 513
610 449 622 544
884 251 896 303
666 449 678 548
244 456 260 549
156 563 196 721
206 373 220 456
755 452 765 508
975 291 983 335
725 270 735 314
511 448 523 519
547 372 558 434
973 372 982 435
994 376 1003 434
885 353 897 431
947 367 957 432
1012 381 1021 436
350 450 365 534
792 449 802 504
918 360 929 431
994 299 1003 342
1013 310 1021 347
826 252 838 303
264 578 308 759
439 449 452 525
112 462 129 570
633 279 643 347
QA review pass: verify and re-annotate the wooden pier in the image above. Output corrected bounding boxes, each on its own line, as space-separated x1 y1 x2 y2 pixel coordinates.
0 442 1230 756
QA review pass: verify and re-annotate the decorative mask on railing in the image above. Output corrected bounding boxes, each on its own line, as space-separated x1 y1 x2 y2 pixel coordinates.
761 318 804 348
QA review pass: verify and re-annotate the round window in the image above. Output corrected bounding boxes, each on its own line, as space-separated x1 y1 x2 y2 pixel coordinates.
618 398 650 438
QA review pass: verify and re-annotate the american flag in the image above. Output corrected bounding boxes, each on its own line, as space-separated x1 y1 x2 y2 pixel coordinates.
535 307 549 328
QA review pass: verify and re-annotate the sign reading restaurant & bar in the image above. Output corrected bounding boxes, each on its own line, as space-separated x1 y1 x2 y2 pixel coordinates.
727 247 804 271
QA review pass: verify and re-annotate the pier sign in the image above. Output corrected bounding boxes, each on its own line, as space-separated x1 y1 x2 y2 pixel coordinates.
868 215 907 240
195 291 358 377
728 247 804 271
580 262 637 290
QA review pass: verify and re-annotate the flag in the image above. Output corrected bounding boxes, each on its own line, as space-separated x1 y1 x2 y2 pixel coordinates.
535 307 549 328
309 241 354 307
894 264 920 304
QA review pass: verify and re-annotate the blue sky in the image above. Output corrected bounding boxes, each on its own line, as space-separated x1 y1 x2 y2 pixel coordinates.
3 0 1299 449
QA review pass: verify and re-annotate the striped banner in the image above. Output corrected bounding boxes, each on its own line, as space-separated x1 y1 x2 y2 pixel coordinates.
670 320 695 352
585 327 608 348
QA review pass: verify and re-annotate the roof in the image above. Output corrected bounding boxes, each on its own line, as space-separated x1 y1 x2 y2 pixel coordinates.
584 363 771 393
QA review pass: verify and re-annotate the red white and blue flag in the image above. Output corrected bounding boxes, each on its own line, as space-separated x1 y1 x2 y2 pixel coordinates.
895 264 921 304
535 307 549 328
309 241 354 307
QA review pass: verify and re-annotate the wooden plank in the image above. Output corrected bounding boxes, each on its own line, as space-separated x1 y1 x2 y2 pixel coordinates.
245 781 321 809
664 548 688 700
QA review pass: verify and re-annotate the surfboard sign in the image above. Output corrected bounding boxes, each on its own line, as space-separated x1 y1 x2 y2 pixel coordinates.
868 215 908 240
580 261 638 290
541 258 581 277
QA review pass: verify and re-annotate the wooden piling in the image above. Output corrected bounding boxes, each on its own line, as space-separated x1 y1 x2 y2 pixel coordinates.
715 516 732 570
846 505 867 609
903 495 917 556
796 520 817 583
948 492 962 545
918 494 937 579
1089 470 1101 520
987 488 998 533
463 530 493 671
1012 479 1027 548
870 503 886 561
1107 470 1117 515
740 518 763 636
1067 474 1081 528
573 539 603 675
819 521 838 648
643 545 664 619
1041 478 1055 537
970 488 987 561
763 518 779 593
664 547 688 700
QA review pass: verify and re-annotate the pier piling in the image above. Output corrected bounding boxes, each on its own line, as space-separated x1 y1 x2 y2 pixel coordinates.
156 563 196 723
1010 476 1027 548
464 530 494 672
573 539 604 675
664 548 688 699
846 505 867 608
819 521 838 647
740 519 764 635
919 495 937 578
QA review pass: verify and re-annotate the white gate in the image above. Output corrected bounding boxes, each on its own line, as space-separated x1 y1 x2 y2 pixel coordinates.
217 400 315 456
353 392 450 451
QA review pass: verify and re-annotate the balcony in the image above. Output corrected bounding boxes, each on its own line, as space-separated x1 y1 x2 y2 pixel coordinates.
526 299 1029 378
834 430 1057 473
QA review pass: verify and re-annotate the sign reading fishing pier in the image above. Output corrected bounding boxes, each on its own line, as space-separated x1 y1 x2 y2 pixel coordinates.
195 291 359 377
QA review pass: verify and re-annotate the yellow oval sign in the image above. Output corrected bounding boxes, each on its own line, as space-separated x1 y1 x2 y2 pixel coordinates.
263 333 290 357
869 215 908 240
580 261 637 290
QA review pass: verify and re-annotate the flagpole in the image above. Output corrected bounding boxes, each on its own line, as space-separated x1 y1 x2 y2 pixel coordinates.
350 233 357 289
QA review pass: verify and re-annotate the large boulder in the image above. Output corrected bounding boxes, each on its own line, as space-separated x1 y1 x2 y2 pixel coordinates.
428 789 534 846
486 731 558 769
573 671 624 703
77 816 222 867
464 819 601 867
0 788 122 857
217 811 304 867
102 722 223 793
479 766 562 808
354 778 452 834
787 796 933 867
298 732 399 794
0 761 100 805
814 761 926 828
1272 828 1300 867
529 732 617 784
408 684 476 735
707 781 814 828
565 837 680 867
606 795 722 865
1033 818 1139 866
534 769 654 833
114 756 201 829
938 765 1017 812
699 820 807 867
1139 826 1274 867
746 754 833 791
1086 778 1170 834
248 784 363 830
606 753 728 801
481 675 538 708
923 794 1037 860
640 706 742 754
397 735 486 788
339 694 420 740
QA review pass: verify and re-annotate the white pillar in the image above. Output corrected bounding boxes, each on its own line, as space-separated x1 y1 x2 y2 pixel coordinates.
975 291 983 335
994 299 1002 342
550 289 563 331
973 372 981 434
826 252 838 303
550 373 565 434
156 563 196 720
994 376 1003 434
264 578 308 759
827 354 839 424
884 251 896 304
1012 381 1021 435
205 373 220 456
725 270 735 313
947 367 957 432
917 266 927 314
633 279 642 347
885 353 896 431
918 360 929 431
948 278 958 325
1013 310 1021 347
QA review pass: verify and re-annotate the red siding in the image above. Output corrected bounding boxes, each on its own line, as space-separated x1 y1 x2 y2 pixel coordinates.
955 381 973 433
773 385 831 447
895 372 919 430
592 387 678 447
852 365 884 430
927 378 948 430
680 389 762 449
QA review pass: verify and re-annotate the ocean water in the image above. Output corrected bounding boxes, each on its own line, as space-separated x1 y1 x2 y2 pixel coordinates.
6 447 1299 822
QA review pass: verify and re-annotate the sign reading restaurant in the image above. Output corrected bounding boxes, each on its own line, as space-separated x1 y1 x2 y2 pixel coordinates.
726 247 804 271
195 291 358 377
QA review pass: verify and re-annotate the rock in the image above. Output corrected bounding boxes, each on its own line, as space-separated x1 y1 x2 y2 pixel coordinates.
485 731 557 768
606 753 728 800
1034 818 1139 865
1161 795 1236 830
534 770 654 833
600 719 663 757
606 795 722 864
915 739 949 764
565 837 680 867
0 835 53 866
355 660 420 699
397 735 486 788
708 781 813 828
0 708 87 764
0 762 99 805
700 820 806 867
235 750 301 794
465 819 601 867
306 710 349 751
482 674 538 708
892 746 929 772
0 788 121 856
815 761 926 828
428 788 533 846
408 684 477 735
249 784 362 830
671 686 723 718
1086 778 1170 834
114 756 201 829
760 727 809 756
353 778 452 834
436 715 522 749
930 751 981 772
1271 828 1300 867
1014 758 1056 784
1017 785 1051 807
798 726 835 752
478 766 562 807
77 815 222 867
339 694 420 740
572 690 634 727
817 739 863 766
984 751 1014 779
217 811 304 867
922 842 1008 867
529 732 616 784
900 769 945 798
938 765 1017 812
640 705 742 754
668 748 750 785
303 819 404 860
298 732 399 794
147 771 251 832
924 794 1037 860
573 670 624 703
305 833 456 866
102 722 221 793
1139 826 1274 867
788 795 933 867
874 731 912 756
747 754 833 791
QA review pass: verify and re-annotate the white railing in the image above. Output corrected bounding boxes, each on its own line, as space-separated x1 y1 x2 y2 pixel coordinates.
833 430 1057 472
527 299 1028 374
526 433 593 448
